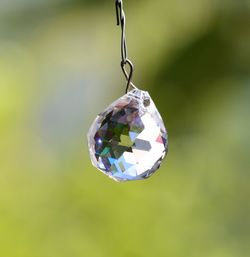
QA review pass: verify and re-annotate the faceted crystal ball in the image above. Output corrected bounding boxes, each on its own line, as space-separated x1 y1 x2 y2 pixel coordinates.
87 89 168 182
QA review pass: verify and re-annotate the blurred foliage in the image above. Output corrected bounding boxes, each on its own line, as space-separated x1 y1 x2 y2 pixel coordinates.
0 0 249 257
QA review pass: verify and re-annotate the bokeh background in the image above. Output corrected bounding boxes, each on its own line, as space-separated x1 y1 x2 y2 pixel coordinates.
0 0 250 256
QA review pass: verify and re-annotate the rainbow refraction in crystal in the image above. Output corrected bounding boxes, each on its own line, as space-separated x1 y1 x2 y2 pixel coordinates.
87 89 168 181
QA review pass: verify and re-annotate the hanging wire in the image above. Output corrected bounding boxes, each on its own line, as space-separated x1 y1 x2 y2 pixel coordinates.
115 0 137 93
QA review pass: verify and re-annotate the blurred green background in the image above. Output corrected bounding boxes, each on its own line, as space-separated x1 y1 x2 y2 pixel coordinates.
0 0 250 256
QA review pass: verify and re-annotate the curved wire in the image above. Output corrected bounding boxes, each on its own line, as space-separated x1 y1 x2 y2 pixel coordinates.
115 0 137 93
121 59 136 93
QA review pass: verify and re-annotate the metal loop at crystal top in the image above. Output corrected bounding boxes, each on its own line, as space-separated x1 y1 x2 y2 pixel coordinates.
87 89 168 182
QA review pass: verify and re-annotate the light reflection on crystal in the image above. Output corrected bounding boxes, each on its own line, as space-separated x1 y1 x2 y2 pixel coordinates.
87 89 168 182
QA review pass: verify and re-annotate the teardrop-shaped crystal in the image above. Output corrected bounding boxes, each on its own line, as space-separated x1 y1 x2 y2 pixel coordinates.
87 89 168 182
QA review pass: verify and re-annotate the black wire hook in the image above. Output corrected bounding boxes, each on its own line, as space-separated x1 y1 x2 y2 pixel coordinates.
115 0 136 93
121 59 135 93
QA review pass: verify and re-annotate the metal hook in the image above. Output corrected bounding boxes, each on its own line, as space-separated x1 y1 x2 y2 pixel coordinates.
115 0 136 93
121 59 136 93
115 0 126 64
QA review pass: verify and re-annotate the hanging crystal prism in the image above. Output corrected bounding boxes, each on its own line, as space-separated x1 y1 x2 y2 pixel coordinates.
87 88 168 182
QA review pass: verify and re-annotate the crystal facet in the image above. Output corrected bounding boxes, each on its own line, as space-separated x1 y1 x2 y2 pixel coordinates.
87 89 168 182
